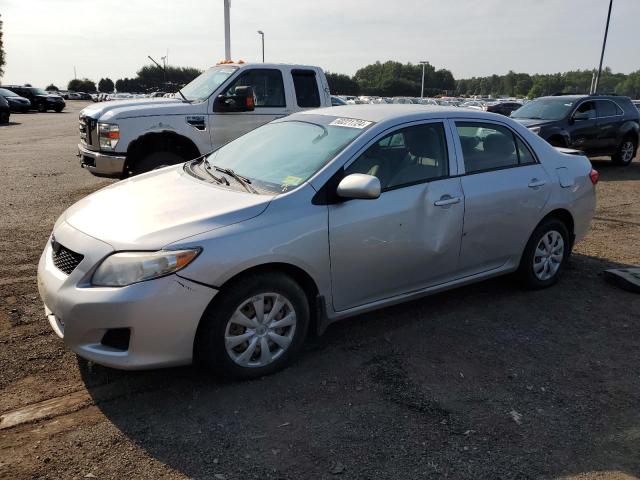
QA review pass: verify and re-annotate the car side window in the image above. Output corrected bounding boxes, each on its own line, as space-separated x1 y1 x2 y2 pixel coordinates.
345 123 449 191
575 101 596 120
291 70 321 108
596 100 619 118
456 122 521 173
223 69 285 108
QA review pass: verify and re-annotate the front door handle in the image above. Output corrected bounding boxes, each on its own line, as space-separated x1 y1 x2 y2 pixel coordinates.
434 196 461 207
528 178 546 188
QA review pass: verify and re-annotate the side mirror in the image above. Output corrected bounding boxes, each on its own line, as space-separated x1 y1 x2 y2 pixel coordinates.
213 86 255 113
336 174 381 200
572 111 590 122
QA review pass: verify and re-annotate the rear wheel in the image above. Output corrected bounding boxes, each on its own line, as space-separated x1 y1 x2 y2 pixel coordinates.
37 103 47 112
612 136 637 166
195 272 310 379
519 218 570 289
131 151 184 175
0 112 9 123
54 106 64 113
547 136 567 148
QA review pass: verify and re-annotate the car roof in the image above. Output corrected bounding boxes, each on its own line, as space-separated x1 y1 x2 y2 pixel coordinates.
298 104 496 123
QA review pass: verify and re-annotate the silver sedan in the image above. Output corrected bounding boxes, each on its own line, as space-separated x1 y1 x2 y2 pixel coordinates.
37 105 597 379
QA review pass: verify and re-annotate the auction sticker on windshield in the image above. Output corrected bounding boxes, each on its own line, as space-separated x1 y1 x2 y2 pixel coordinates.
329 118 373 129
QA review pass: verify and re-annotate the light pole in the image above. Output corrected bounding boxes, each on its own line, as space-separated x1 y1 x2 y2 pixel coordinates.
257 30 265 62
224 0 231 61
594 0 613 94
419 61 428 98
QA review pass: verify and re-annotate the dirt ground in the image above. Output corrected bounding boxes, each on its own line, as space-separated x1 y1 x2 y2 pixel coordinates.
0 102 639 480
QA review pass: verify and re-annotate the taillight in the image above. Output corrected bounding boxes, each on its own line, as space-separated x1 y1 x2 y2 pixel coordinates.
589 168 599 185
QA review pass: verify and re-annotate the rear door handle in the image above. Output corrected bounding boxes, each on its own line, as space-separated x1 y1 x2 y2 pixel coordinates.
528 179 546 188
434 196 461 207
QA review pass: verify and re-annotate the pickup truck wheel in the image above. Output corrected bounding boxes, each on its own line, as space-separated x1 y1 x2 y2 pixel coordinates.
131 151 184 175
612 137 637 166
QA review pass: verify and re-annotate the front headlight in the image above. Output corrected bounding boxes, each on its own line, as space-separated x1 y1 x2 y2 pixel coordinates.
98 123 120 150
528 126 541 135
91 249 201 287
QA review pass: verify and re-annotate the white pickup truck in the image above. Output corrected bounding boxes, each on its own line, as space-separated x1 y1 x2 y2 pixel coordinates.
77 63 332 177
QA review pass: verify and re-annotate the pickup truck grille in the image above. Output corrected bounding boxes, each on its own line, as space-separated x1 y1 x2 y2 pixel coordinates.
51 239 84 275
79 115 98 149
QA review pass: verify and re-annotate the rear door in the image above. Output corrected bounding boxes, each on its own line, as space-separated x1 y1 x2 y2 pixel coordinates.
596 99 624 152
453 120 551 276
210 68 289 147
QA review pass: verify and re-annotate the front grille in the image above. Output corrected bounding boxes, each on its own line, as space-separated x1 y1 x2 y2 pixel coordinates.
52 242 84 275
79 116 97 148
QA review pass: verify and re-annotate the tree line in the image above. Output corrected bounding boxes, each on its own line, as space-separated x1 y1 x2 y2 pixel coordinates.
455 68 640 98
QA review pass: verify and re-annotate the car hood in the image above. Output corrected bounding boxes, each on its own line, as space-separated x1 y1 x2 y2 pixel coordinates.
512 118 555 128
63 165 274 250
80 97 199 122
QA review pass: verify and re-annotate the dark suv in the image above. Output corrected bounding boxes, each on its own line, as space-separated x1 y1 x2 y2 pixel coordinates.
511 94 639 165
0 85 65 113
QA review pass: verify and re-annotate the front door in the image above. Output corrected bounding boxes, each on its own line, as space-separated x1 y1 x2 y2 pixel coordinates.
569 100 599 153
453 121 552 275
328 121 464 311
210 68 289 148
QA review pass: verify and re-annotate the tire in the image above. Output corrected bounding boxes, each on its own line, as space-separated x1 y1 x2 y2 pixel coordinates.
54 107 64 113
518 218 570 289
611 136 637 166
37 103 47 113
0 112 9 124
195 272 310 379
131 151 184 175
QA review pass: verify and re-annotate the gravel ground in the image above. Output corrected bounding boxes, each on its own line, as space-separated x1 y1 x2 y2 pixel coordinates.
0 102 639 480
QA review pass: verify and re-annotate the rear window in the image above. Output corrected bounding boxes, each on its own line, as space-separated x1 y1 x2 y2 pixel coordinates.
291 70 321 108
597 100 621 118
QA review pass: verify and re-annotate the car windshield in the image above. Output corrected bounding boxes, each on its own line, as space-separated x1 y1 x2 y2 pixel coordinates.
511 98 575 120
199 118 371 193
0 88 18 97
180 66 238 101
30 88 48 95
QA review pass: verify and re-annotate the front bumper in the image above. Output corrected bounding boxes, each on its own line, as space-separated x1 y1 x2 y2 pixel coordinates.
78 143 127 178
37 220 217 369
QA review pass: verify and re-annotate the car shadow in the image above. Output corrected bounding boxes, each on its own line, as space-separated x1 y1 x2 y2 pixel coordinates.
591 157 640 182
81 252 640 479
0 121 21 127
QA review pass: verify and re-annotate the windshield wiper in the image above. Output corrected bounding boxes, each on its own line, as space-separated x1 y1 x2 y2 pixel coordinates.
214 165 259 194
199 157 229 185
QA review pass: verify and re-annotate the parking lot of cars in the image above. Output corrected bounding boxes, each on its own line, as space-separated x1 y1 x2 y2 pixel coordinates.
1 101 640 478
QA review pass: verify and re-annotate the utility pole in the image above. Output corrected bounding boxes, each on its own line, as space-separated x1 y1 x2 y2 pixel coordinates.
74 66 77 80
257 31 265 62
594 0 613 94
148 55 166 86
224 0 231 61
419 61 428 98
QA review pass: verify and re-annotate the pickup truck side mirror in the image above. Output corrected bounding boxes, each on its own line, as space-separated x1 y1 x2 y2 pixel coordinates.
213 86 255 113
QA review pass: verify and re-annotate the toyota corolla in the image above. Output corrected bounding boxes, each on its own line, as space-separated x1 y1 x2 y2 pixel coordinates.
37 105 597 379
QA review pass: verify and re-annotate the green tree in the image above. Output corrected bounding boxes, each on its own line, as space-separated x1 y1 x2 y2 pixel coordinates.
0 14 5 79
326 72 360 95
135 64 202 91
67 78 96 93
98 77 115 93
353 60 454 97
46 84 59 91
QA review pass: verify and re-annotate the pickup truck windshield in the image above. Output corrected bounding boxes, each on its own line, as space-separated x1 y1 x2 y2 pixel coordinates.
203 118 370 193
180 66 239 102
511 98 575 121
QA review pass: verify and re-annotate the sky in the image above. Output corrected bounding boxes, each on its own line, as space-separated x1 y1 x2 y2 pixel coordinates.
1 0 639 89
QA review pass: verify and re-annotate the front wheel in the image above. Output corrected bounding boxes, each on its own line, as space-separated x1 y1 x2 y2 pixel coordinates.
131 151 184 175
612 137 637 166
195 273 310 379
518 218 570 289
54 107 64 113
